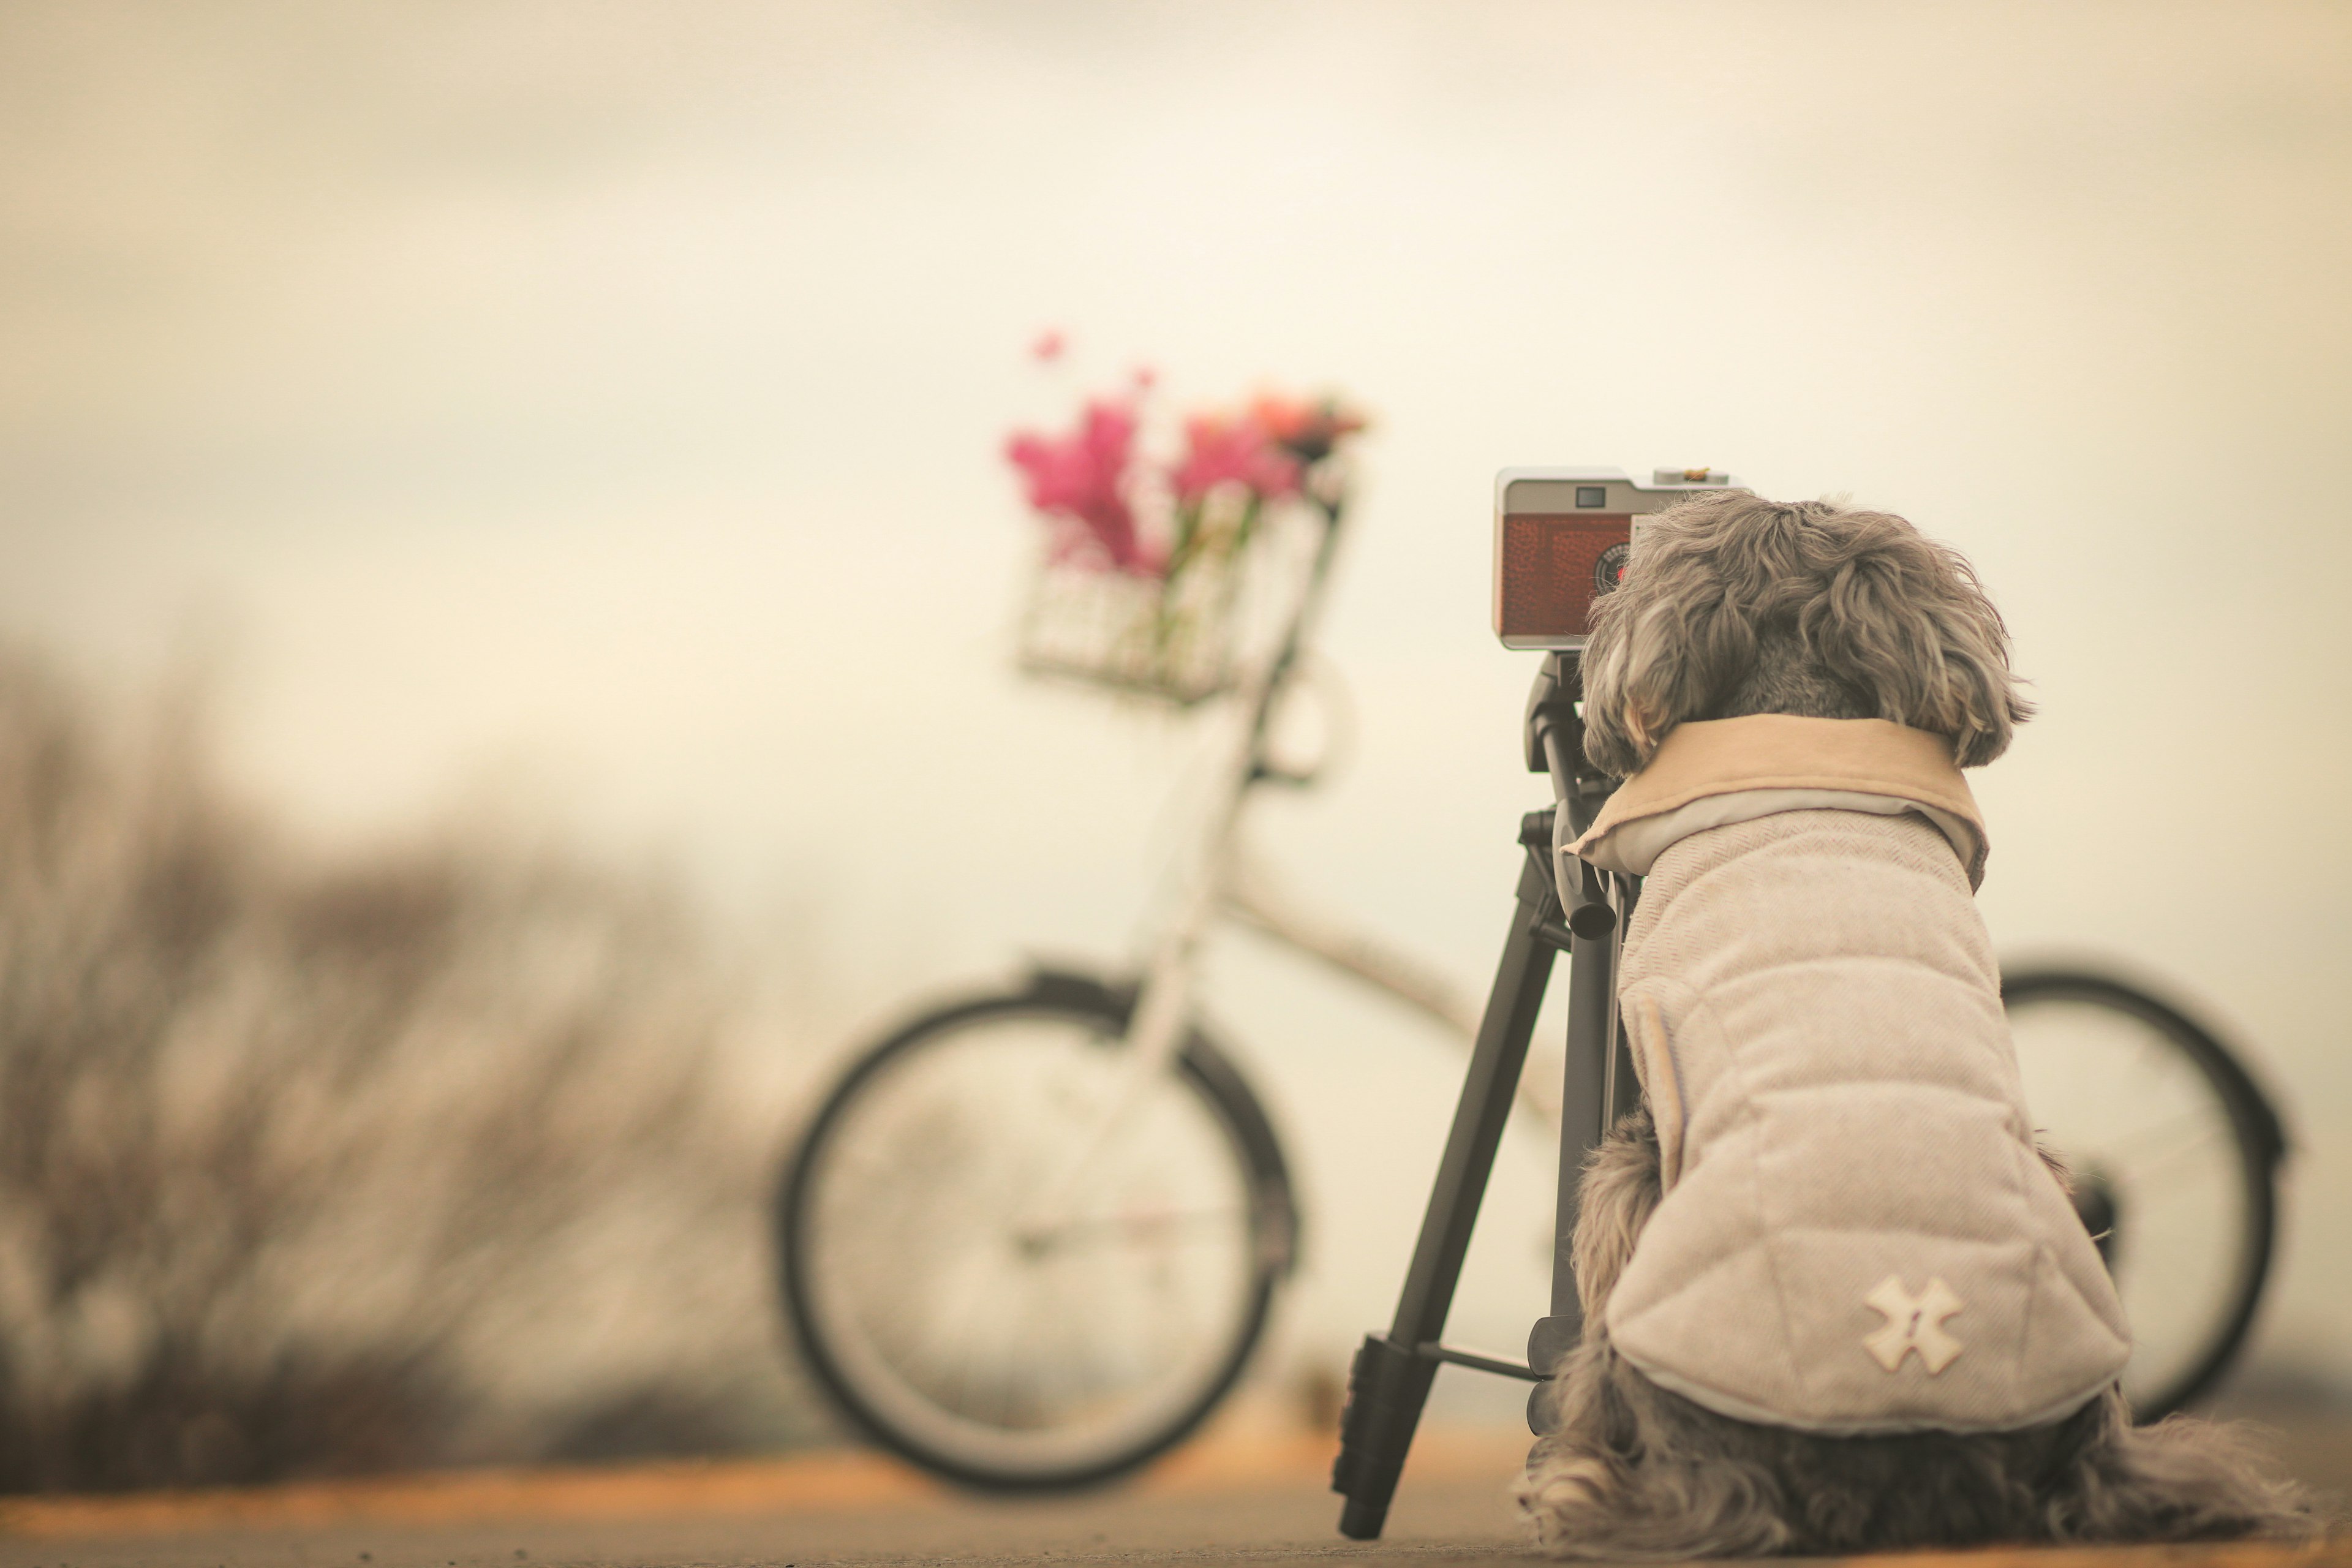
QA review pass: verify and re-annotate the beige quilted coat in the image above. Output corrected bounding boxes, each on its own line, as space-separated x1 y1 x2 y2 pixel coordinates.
1569 717 2131 1434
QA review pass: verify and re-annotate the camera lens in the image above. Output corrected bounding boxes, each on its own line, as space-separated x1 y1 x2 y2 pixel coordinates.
1594 541 1630 595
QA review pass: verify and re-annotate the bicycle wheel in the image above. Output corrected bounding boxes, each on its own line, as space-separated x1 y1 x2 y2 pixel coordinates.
777 968 1297 1490
2002 969 2285 1420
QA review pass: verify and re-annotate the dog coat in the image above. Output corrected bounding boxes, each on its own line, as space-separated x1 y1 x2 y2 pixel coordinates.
1570 717 2132 1435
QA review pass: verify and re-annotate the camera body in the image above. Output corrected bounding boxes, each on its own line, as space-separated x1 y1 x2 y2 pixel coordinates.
1493 467 1747 649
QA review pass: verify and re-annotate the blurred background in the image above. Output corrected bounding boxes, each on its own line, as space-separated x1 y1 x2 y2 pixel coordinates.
1 0 2346 1494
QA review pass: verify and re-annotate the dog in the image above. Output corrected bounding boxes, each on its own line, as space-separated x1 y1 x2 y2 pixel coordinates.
1513 492 2320 1557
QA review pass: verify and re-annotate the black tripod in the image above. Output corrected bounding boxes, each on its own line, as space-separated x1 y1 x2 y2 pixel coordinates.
1331 647 1640 1540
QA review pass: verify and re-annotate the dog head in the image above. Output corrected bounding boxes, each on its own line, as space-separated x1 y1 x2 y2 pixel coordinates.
1580 492 2031 778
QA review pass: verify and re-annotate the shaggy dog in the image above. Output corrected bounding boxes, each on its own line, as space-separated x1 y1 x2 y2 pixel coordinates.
1514 492 2320 1557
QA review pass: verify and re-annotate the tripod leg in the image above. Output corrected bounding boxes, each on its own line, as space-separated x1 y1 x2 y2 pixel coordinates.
1526 870 1620 1423
1333 848 1557 1540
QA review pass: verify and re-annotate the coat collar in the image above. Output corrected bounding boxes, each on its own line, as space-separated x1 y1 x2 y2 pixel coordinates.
1567 716 1989 887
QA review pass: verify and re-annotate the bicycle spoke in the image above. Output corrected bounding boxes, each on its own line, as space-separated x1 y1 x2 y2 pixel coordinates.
2103 1122 2234 1185
1022 1205 1252 1254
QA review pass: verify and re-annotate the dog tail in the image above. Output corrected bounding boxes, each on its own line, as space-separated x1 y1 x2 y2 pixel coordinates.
2049 1392 2329 1545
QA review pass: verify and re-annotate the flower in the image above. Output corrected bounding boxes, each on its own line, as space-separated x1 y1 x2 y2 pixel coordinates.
1030 329 1066 363
1005 398 1151 573
1248 393 1368 464
1171 413 1300 506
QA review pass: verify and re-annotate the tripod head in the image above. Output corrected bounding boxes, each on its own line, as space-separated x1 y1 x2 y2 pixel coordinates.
1523 650 1621 827
1521 650 1619 942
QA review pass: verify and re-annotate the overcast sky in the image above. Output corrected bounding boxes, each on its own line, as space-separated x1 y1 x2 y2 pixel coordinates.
4 1 2348 1408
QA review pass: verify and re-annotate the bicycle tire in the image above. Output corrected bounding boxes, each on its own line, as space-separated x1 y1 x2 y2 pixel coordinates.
2001 968 2285 1421
777 967 1297 1490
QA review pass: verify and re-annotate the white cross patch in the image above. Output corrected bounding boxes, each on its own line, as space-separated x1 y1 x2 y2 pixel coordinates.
1863 1275 1964 1374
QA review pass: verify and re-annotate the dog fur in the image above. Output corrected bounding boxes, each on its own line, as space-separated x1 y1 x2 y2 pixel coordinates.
1515 493 2323 1556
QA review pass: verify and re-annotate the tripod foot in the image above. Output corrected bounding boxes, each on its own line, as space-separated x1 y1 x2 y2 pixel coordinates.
1337 1496 1387 1541
1331 1334 1437 1540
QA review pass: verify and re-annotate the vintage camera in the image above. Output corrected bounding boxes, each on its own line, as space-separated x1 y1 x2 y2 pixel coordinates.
1492 467 1747 649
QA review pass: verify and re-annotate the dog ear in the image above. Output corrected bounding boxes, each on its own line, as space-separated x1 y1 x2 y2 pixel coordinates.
1577 598 1670 778
1796 517 2033 766
1580 495 1758 777
1578 609 1656 778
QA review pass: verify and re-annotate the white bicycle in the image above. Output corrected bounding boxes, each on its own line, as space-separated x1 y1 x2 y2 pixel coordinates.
774 478 2286 1491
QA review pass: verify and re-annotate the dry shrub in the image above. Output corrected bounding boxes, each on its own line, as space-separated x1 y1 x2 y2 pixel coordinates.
0 649 809 1493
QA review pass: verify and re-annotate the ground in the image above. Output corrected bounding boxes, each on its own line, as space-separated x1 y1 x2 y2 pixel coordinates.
0 1422 2343 1568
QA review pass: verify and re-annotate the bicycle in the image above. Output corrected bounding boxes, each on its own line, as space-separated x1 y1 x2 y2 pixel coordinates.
774 466 2288 1496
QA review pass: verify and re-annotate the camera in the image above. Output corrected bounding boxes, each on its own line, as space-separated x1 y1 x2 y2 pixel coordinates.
1493 467 1747 649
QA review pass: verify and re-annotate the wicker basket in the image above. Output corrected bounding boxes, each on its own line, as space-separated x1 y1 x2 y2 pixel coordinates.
1016 545 1247 705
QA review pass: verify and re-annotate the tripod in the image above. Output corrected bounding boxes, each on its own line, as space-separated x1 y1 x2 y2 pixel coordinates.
1332 646 1638 1541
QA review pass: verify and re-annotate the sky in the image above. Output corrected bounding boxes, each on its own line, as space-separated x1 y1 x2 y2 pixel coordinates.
4 0 2348 1415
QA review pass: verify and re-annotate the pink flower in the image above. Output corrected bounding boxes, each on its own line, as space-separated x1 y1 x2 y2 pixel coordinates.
1006 398 1152 573
1030 329 1066 363
1171 414 1300 505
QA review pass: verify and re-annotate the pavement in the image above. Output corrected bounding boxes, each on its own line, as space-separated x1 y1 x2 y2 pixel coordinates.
0 1429 1524 1568
0 1422 2343 1568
